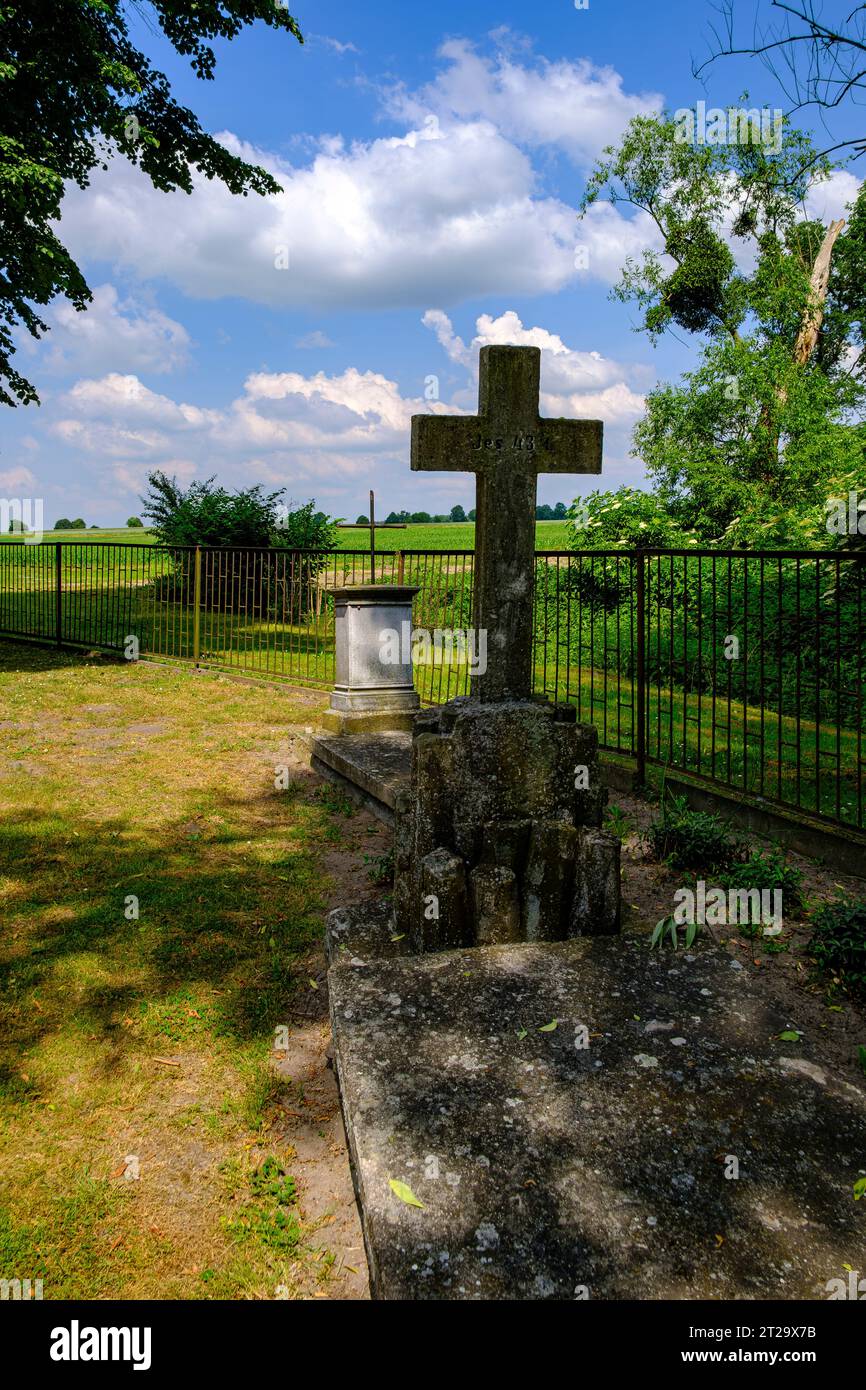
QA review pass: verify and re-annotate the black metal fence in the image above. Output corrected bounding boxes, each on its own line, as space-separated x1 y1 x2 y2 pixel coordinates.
0 541 863 834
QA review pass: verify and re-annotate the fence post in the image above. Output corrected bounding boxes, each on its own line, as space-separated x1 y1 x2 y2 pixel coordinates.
635 548 646 786
193 546 202 665
397 549 405 585
55 542 62 649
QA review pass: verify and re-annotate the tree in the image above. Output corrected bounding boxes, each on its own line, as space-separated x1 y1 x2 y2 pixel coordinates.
581 111 866 541
468 508 477 521
70 518 86 529
567 486 696 550
536 504 554 520
450 504 467 522
355 515 370 526
553 502 568 519
53 518 72 530
0 1 303 407
696 2 866 165
126 516 143 528
410 511 432 523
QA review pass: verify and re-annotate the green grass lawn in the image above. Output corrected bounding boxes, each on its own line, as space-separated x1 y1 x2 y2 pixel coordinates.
0 642 366 1299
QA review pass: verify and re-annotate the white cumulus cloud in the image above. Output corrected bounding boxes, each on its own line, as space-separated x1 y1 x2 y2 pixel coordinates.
422 309 646 425
383 37 663 167
34 284 191 377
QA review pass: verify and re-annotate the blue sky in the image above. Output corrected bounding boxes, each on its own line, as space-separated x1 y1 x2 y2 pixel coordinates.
3 0 861 526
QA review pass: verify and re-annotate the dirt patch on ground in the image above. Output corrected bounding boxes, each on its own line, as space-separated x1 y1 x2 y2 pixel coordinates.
611 788 866 1080
263 729 390 1300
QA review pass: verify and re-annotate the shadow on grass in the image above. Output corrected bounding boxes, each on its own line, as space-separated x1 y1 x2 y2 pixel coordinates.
0 777 334 1095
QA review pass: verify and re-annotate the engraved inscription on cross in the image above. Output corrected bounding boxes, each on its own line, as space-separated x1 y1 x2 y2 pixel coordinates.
411 345 603 701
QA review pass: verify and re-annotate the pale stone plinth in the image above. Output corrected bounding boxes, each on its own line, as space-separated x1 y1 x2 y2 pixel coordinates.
322 585 421 734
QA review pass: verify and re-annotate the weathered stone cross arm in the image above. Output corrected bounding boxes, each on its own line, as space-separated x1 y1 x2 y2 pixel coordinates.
410 410 602 475
410 345 603 701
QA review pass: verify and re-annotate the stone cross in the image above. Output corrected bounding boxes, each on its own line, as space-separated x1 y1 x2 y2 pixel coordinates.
411 345 603 701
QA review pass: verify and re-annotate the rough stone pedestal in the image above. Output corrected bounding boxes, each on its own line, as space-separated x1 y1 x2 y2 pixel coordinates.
322 584 420 734
393 696 620 950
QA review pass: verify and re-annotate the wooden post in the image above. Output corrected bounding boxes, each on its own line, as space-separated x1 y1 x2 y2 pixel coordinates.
334 492 406 578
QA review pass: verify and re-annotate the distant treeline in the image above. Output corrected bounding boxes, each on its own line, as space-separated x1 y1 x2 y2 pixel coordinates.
359 503 569 525
50 517 144 530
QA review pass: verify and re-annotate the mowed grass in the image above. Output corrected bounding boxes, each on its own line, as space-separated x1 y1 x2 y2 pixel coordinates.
0 641 354 1299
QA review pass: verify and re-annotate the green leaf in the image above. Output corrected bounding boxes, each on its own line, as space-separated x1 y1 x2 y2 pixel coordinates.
777 1030 801 1042
854 1177 866 1201
389 1179 424 1208
685 920 698 948
651 918 666 949
538 1019 558 1032
516 1028 527 1040
858 1045 866 1077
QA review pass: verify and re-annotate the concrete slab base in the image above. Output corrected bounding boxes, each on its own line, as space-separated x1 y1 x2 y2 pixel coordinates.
311 730 411 824
321 708 419 736
328 919 866 1300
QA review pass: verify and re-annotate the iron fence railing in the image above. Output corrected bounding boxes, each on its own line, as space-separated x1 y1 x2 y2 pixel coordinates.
0 541 863 834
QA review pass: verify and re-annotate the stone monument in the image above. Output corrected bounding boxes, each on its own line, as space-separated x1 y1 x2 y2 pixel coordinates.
322 584 420 734
392 345 621 950
317 350 866 1305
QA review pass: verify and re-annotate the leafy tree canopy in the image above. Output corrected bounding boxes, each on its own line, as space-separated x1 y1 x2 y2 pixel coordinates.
0 1 302 407
580 110 866 543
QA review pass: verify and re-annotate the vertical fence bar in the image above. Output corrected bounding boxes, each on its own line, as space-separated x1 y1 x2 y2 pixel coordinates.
193 546 202 666
55 542 62 648
635 549 646 784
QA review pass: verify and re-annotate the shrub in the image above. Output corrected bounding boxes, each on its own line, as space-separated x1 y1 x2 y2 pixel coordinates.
142 471 284 548
272 498 338 552
126 516 143 527
645 792 741 871
808 897 866 995
364 849 395 887
718 848 804 911
141 472 337 613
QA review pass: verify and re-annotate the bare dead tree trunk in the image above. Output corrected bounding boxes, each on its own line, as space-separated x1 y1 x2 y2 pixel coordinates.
794 219 846 367
758 218 846 473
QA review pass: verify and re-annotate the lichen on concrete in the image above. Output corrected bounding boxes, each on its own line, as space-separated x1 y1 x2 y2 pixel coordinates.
328 931 866 1300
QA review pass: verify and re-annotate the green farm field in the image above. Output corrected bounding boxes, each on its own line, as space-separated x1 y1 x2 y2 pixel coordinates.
1 521 571 551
